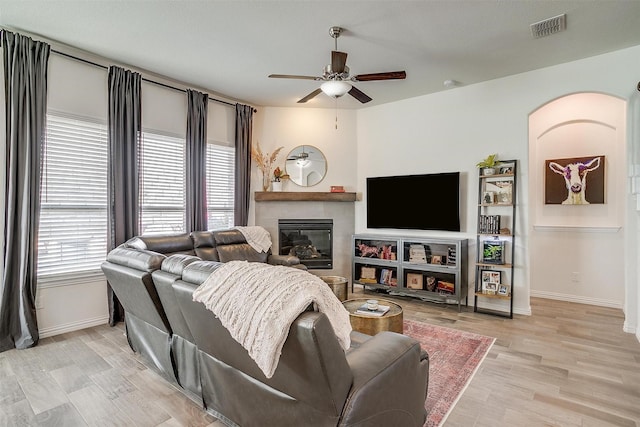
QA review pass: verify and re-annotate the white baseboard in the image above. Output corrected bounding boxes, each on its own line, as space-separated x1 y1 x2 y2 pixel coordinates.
623 320 637 334
39 315 110 338
530 289 623 309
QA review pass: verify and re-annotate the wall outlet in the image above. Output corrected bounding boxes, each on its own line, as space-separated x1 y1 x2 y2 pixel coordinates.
571 272 580 283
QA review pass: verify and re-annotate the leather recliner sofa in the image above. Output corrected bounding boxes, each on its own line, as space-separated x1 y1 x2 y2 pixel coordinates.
101 228 429 426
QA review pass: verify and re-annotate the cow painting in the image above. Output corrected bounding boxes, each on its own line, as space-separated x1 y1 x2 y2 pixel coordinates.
545 155 605 205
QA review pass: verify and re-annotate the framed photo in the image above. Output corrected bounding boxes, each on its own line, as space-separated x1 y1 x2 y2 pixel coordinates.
483 282 497 295
497 283 511 296
359 266 377 283
499 166 513 175
481 270 501 286
406 273 423 289
482 240 505 264
430 255 442 265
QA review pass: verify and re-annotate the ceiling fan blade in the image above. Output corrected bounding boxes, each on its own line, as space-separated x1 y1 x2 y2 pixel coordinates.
297 88 323 103
331 51 348 73
348 86 372 104
269 74 320 80
353 71 406 81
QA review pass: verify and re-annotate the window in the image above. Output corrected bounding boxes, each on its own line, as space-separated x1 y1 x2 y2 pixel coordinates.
139 131 186 235
206 142 235 229
38 114 108 280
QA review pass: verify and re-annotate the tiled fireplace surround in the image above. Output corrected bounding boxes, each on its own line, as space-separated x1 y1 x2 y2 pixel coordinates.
254 193 356 280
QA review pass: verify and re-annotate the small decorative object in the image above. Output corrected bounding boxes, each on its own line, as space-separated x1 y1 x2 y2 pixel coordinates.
251 141 284 192
476 153 501 175
406 273 423 289
482 240 505 264
499 166 513 175
485 181 512 204
430 255 442 265
425 276 437 292
483 282 497 295
359 266 377 283
357 243 380 257
366 299 379 311
272 167 284 191
408 244 427 263
330 185 345 193
483 191 496 204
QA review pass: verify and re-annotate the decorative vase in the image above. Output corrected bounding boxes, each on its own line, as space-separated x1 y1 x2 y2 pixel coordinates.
262 172 270 191
483 167 496 176
272 180 282 192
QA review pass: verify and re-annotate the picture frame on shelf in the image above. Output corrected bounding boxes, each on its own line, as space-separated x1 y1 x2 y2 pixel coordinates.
499 166 513 175
359 266 377 283
437 280 455 295
406 273 423 290
497 283 511 296
483 282 497 295
430 255 442 265
481 270 501 288
482 240 505 264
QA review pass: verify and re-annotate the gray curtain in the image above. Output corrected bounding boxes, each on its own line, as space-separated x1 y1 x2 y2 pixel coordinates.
234 104 253 226
107 66 141 326
0 31 50 352
186 89 208 232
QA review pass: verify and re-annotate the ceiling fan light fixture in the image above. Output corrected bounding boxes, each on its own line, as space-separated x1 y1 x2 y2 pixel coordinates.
321 80 351 98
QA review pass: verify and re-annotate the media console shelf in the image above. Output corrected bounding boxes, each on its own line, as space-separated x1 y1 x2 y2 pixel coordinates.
351 234 468 311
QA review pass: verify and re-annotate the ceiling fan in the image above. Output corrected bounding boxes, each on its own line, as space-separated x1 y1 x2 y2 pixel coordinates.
268 26 406 104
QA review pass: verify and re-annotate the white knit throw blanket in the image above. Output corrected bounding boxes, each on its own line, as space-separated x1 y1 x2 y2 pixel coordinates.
235 226 272 253
192 260 352 378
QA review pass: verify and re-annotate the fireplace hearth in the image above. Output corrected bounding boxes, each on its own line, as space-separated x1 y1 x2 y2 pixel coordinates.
278 219 333 269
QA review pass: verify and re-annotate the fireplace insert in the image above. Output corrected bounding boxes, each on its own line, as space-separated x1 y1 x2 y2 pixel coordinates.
278 219 333 269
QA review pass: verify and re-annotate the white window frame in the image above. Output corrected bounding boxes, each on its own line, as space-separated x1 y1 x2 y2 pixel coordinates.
38 112 108 286
206 139 235 230
139 129 186 236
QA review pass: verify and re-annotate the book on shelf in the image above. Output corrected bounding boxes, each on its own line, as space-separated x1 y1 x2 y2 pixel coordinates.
479 215 501 234
356 303 391 317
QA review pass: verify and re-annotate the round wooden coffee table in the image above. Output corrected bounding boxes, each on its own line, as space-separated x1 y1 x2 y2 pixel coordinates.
342 298 403 335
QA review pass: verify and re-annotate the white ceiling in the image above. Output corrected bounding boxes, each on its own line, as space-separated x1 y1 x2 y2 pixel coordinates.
1 1 640 109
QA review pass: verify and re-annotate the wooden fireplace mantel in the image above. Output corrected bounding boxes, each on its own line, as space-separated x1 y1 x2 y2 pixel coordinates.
254 191 358 202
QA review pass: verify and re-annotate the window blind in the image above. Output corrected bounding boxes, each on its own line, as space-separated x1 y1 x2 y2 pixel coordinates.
206 142 235 229
139 132 186 235
38 114 108 279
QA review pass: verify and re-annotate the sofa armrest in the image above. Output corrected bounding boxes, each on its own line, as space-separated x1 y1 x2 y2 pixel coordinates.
267 254 307 269
340 331 429 427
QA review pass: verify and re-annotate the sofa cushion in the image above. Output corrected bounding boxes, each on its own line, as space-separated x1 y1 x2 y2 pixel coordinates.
182 261 224 285
191 231 220 261
162 254 201 276
106 247 165 273
213 229 247 245
126 233 196 256
217 244 269 263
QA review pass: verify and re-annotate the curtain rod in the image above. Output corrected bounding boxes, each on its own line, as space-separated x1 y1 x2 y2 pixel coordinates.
53 50 256 112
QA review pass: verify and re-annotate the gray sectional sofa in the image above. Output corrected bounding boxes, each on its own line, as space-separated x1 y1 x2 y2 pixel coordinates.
101 228 429 426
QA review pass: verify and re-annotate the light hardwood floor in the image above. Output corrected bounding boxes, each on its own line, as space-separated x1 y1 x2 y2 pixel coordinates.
1 290 639 426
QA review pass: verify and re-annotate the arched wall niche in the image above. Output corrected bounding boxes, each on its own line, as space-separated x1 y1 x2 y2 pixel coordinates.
528 92 626 308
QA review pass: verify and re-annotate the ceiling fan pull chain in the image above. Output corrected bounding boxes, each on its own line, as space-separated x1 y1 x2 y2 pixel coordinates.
335 98 339 129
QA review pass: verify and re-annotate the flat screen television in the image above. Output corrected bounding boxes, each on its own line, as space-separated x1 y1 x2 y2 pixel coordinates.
367 172 460 232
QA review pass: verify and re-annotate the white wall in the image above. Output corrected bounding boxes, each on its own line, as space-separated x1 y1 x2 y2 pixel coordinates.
250 107 357 224
355 44 640 317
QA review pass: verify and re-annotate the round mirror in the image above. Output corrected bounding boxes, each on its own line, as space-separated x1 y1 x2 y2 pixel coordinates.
285 145 327 187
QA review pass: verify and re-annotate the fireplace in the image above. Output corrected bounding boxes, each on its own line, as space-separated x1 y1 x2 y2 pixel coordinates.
278 219 333 269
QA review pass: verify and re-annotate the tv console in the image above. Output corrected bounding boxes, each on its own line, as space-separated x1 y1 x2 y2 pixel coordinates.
351 234 468 311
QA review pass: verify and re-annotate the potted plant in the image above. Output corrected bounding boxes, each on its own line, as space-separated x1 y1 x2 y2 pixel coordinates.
476 154 500 175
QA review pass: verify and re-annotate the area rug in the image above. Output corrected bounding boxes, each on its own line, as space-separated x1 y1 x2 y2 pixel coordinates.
403 320 495 427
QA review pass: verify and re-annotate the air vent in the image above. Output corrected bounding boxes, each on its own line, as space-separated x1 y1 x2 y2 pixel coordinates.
530 14 566 39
